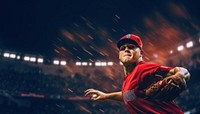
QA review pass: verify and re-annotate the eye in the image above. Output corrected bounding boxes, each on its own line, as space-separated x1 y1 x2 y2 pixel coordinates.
127 45 135 49
119 45 137 51
120 45 126 51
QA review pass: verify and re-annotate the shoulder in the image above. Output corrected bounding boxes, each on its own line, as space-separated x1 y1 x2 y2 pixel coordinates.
138 61 172 74
138 61 160 68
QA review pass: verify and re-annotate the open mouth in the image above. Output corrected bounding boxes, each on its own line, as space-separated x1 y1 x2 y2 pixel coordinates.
123 54 131 57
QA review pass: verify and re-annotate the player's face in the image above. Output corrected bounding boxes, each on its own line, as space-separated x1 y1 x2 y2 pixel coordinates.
119 43 142 65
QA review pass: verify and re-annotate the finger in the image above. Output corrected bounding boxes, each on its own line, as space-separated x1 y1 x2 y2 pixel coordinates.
85 89 96 95
84 89 94 93
85 91 94 96
85 90 98 96
168 69 175 75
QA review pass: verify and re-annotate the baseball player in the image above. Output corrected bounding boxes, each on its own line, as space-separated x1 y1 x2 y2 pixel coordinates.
85 34 190 114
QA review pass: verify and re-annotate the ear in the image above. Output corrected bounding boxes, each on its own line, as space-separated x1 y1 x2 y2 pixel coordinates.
140 49 143 57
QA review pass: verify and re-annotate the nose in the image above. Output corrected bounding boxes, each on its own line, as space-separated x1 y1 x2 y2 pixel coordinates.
124 46 130 51
125 46 129 50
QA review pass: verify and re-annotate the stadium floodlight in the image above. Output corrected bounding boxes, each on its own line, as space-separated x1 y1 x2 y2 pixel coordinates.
199 37 200 43
53 60 59 65
89 62 92 66
95 62 107 66
82 62 88 66
186 41 193 48
177 45 184 51
75 62 81 66
24 56 30 61
60 60 66 65
30 57 36 62
95 62 101 66
10 53 16 59
107 62 113 66
3 52 10 58
17 55 20 60
170 50 173 54
101 62 107 66
152 53 158 58
37 58 43 63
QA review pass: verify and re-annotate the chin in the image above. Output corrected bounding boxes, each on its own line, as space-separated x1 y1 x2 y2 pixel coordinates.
122 60 132 64
122 59 136 64
123 57 132 62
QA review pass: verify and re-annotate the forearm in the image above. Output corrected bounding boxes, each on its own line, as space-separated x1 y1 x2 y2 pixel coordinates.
105 91 123 101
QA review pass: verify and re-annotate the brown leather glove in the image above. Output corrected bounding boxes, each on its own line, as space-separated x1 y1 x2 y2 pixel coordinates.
145 75 187 101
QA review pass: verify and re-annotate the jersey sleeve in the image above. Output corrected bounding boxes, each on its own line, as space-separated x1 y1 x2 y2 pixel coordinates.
141 63 172 81
136 63 172 97
154 65 172 77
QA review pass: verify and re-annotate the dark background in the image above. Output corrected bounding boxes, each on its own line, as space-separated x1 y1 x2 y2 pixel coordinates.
0 0 200 61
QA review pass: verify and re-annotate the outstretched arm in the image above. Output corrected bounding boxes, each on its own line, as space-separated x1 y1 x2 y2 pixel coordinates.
85 89 123 102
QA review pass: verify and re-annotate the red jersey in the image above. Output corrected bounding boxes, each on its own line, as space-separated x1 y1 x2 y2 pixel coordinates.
122 61 184 114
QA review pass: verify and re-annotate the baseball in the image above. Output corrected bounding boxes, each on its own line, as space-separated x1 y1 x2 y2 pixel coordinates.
92 94 98 98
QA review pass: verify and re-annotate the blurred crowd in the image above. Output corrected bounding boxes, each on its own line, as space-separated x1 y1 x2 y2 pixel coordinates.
174 52 200 114
0 58 127 114
0 52 199 114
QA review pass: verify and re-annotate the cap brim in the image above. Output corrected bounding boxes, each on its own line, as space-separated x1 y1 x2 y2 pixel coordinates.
117 39 140 49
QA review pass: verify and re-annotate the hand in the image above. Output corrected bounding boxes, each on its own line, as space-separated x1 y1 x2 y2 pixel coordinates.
85 89 108 100
168 67 190 81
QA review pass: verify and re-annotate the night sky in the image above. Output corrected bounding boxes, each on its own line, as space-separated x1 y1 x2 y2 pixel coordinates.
0 0 200 61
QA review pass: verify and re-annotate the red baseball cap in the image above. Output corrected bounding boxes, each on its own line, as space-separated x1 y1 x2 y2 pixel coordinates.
117 34 143 49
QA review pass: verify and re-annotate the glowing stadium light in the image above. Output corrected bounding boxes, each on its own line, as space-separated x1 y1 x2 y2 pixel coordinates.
75 62 81 66
24 56 30 61
101 62 107 66
82 62 88 66
3 52 10 58
30 57 36 62
17 55 20 60
37 58 43 63
177 45 184 51
10 53 16 59
95 62 101 66
186 41 193 48
53 60 59 65
152 53 158 58
95 62 107 66
89 62 92 66
170 50 173 54
199 37 200 43
60 60 66 65
107 62 113 66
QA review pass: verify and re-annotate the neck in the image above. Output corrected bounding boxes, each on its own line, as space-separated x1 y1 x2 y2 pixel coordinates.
123 65 135 76
123 58 142 76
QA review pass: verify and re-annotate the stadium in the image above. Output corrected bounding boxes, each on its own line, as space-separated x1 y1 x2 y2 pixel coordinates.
0 0 200 114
